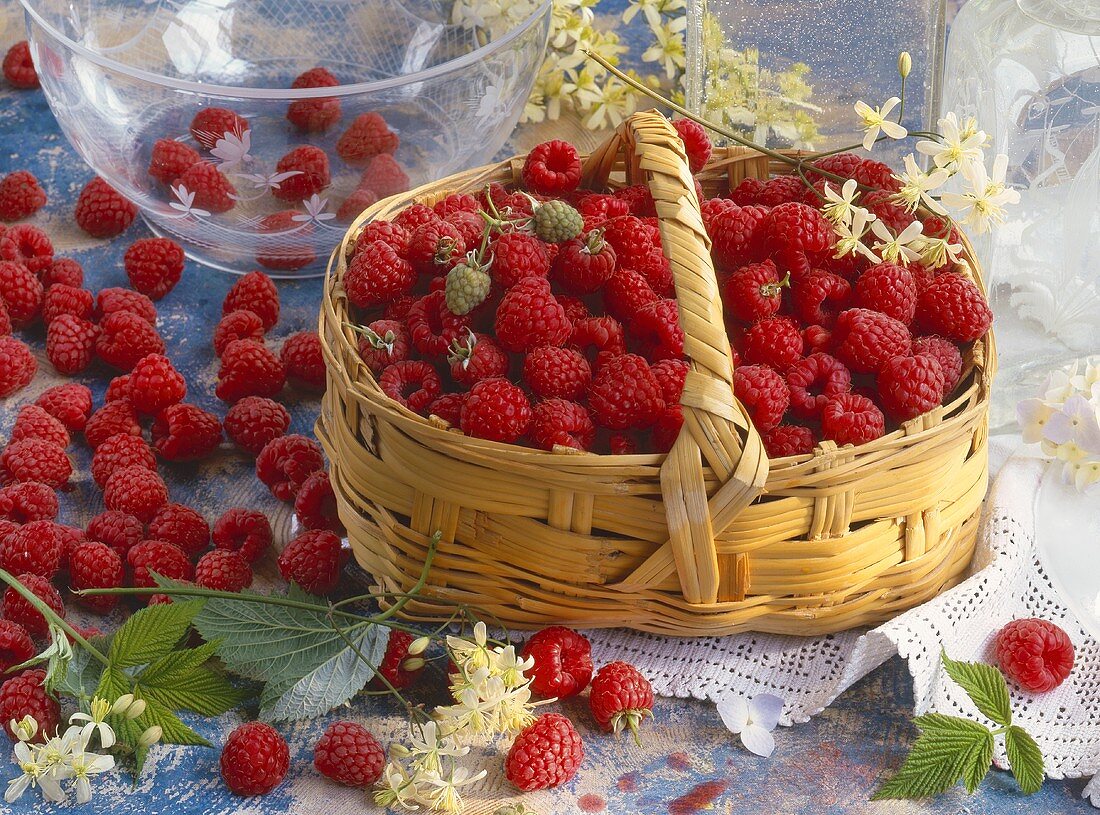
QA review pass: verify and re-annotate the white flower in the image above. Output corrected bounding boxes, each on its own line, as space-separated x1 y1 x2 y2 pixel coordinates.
940 153 1020 234
67 748 114 805
36 727 82 777
915 235 964 270
916 112 988 170
210 129 252 171
9 717 37 743
69 697 115 750
1069 359 1100 395
832 207 880 263
1065 459 1100 491
417 766 487 813
292 194 336 223
1017 398 1056 444
641 18 686 80
374 761 420 810
1043 395 1100 453
168 184 211 218
821 179 860 225
892 154 949 214
870 218 925 265
717 693 784 757
137 726 162 750
853 97 907 151
5 740 67 804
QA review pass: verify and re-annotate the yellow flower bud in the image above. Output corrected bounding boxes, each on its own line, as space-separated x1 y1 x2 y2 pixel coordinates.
111 694 135 716
137 725 162 749
401 657 426 672
126 699 147 720
898 51 912 79
407 636 431 656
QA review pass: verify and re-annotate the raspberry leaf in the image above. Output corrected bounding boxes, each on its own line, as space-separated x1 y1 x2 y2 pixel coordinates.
107 599 204 668
872 713 994 800
941 650 1012 726
1005 725 1045 795
135 640 245 717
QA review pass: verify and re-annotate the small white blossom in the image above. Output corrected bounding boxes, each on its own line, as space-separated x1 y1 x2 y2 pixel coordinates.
832 207 880 263
69 697 116 750
67 747 115 805
717 693 784 757
293 194 336 223
892 154 949 214
940 153 1020 234
821 179 860 225
916 112 988 171
915 235 964 270
1018 399 1056 444
5 740 66 804
641 18 687 80
870 218 924 265
853 97 907 151
1043 395 1100 453
9 717 37 743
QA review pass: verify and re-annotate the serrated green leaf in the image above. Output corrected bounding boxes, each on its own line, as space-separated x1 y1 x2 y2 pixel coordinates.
136 640 221 686
1005 725 1045 794
872 713 994 800
136 694 210 747
141 667 244 717
942 651 1012 726
108 600 204 668
51 645 103 701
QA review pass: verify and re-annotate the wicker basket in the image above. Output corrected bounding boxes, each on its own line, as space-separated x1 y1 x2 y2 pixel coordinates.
316 110 995 637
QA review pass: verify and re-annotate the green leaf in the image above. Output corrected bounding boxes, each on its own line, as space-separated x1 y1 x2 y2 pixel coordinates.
1005 725 1045 795
941 651 1012 726
135 640 221 686
872 713 994 800
51 644 103 701
108 600 205 668
140 667 244 717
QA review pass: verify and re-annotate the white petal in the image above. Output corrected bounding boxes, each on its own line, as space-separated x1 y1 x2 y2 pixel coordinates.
748 694 784 731
716 696 749 733
5 776 30 803
75 776 91 804
880 121 909 140
880 96 901 115
740 724 776 757
862 128 878 152
97 724 115 749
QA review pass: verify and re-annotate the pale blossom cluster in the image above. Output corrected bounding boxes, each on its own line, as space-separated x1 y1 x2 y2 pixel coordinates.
1017 357 1100 492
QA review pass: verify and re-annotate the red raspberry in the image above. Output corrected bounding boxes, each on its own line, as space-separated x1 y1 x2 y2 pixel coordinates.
723 261 784 323
854 263 916 325
256 434 324 501
0 260 42 326
96 310 166 370
0 482 57 523
0 336 35 398
11 405 69 448
2 574 65 639
128 539 193 588
223 271 279 331
220 721 289 796
557 295 590 325
224 396 290 455
878 354 945 421
995 618 1075 694
791 269 852 328
86 511 144 557
407 220 466 276
0 439 71 488
912 336 963 395
576 193 630 231
279 332 326 391
214 309 267 359
213 508 271 562
734 364 790 432
216 339 286 403
392 203 439 235
432 192 479 219
631 299 684 362
190 107 249 149
357 154 409 199
529 398 595 451
148 503 210 557
313 721 384 787
821 393 885 447
522 626 593 698
195 549 252 592
45 314 97 375
0 670 59 745
148 138 201 185
278 529 345 595
700 196 738 231
35 384 91 431
651 359 688 407
762 424 816 458
0 298 11 336
917 273 993 343
0 520 64 578
256 210 316 271
42 284 93 325
176 162 236 214
764 201 833 276
84 399 142 449
96 287 157 324
488 232 550 289
354 221 410 258
40 257 82 289
671 118 713 173
427 392 466 426
522 140 582 196
124 238 185 300
742 316 803 371
447 332 508 388
107 375 132 404
0 171 46 221
54 524 86 566
1 224 53 277
608 433 637 455
709 205 768 272
2 42 38 90
756 175 810 207
373 630 424 690
294 470 345 536
0 620 33 673
90 433 155 488
505 713 584 791
74 177 137 239
614 184 657 217
785 353 851 420
630 248 673 296
287 67 342 132
404 291 469 357
600 216 656 270
825 154 901 193
153 403 223 461
862 190 915 235
588 353 665 430
551 232 615 295
522 346 591 401
459 378 532 443
104 466 169 523
128 353 186 414
345 240 416 310
494 277 571 353
569 316 626 372
832 308 911 374
69 541 124 614
589 661 654 737
336 112 399 164
378 359 441 413
272 145 331 203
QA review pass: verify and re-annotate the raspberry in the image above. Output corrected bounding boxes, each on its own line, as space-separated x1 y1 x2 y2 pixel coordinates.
96 310 166 370
128 539 193 588
354 221 410 258
0 336 35 397
0 260 42 326
742 316 803 372
69 541 124 614
505 713 584 791
294 470 345 536
447 331 508 388
878 354 945 421
588 353 665 430
0 482 57 523
522 626 593 698
152 403 223 461
337 186 379 223
700 196 738 231
1 224 53 277
523 141 582 196
405 291 469 357
11 405 70 448
220 722 290 796
427 392 466 426
791 269 852 328
279 331 326 391
143 503 208 558
549 231 614 296
912 336 963 395
589 661 654 737
392 203 439 234
557 295 590 325
223 270 279 331
278 529 345 595
0 670 59 745
2 574 65 639
444 258 491 316
42 284 94 325
785 353 851 420
459 378 532 443
225 396 291 455
433 193 479 220
763 424 816 458
84 399 142 449
358 154 409 198
650 359 687 408
379 360 441 413
0 620 33 673
216 339 286 403
0 520 63 578
211 312 263 359
90 432 156 488
494 277 571 353
272 145 331 202
917 273 993 343
372 630 424 690
734 364 790 432
86 510 144 557
863 190 915 235
723 261 785 323
832 308 911 374
614 184 657 217
2 42 38 89
529 398 595 451
488 232 550 289
35 384 92 431
764 202 832 276
256 210 316 271
0 171 46 221
313 721 384 787
336 112 399 164
124 237 185 300
127 353 186 414
286 66 342 132
54 524 86 566
709 205 767 273
190 107 248 149
96 287 157 324
757 175 810 207
45 314 98 375
345 240 416 309
176 162 236 214
148 138 201 185
532 200 583 244
195 549 252 592
74 177 137 239
212 508 272 562
256 434 325 501
522 346 591 401
0 439 71 488
112 375 138 406
104 466 169 523
382 297 414 322
408 220 466 276
995 618 1075 694
576 193 630 232
854 263 916 325
631 299 684 362
821 393 885 447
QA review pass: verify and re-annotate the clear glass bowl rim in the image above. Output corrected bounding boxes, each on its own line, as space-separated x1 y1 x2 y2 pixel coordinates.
18 0 552 100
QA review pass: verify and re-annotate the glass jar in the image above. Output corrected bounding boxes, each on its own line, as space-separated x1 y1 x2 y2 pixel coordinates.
942 0 1100 431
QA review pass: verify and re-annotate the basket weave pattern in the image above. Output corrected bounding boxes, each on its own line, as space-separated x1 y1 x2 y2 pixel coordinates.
317 111 994 636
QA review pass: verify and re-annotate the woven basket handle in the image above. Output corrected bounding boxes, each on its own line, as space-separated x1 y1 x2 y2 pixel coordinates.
581 111 769 605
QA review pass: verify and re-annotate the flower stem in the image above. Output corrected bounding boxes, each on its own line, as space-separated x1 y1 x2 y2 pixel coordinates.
0 569 110 667
372 532 441 623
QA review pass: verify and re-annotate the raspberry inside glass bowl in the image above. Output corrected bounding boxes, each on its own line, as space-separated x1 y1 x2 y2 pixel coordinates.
19 0 551 277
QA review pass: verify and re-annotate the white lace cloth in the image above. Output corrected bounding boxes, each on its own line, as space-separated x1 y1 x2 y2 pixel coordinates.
586 436 1100 798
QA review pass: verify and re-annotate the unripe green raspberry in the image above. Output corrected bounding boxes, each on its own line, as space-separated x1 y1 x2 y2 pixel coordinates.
532 200 583 243
444 258 491 315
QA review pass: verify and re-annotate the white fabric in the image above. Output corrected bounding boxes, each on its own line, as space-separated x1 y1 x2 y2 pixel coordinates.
586 435 1100 793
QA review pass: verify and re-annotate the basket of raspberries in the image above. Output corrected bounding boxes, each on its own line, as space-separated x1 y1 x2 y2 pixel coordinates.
317 110 994 637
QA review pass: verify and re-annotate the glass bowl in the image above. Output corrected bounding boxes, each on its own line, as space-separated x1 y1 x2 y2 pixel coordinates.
19 0 551 277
